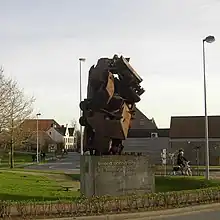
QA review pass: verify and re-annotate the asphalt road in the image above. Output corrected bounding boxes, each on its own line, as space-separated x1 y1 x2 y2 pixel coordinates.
117 204 220 220
44 204 220 220
153 209 220 219
26 152 80 173
25 152 220 178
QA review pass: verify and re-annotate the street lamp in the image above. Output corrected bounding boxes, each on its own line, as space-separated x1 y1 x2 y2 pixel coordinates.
36 113 41 163
203 35 215 180
79 58 86 155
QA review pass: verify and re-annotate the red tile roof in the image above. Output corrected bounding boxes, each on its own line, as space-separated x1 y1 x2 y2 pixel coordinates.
21 119 60 132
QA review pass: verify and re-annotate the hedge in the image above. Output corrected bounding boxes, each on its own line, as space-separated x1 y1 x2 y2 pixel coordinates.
1 187 220 219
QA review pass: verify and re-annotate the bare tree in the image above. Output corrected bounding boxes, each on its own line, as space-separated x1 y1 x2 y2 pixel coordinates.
75 130 81 153
70 119 80 151
0 67 14 132
0 68 35 168
70 119 77 128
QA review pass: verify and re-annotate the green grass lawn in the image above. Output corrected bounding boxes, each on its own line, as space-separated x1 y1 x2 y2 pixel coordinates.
65 173 81 181
0 152 33 163
67 173 220 192
0 171 80 201
155 165 220 171
155 176 220 192
1 170 220 202
0 152 55 168
0 152 33 168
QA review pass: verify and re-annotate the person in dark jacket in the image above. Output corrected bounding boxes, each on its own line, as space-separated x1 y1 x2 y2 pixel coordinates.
177 149 188 171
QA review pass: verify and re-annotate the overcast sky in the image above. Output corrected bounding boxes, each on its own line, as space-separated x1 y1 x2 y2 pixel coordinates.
0 0 220 128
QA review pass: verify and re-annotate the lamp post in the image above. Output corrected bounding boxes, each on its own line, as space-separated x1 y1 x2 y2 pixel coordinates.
79 58 86 155
36 113 41 163
203 35 215 180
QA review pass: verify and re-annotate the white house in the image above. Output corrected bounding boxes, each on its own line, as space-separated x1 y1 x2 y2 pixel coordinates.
46 123 77 151
63 124 77 150
50 124 77 151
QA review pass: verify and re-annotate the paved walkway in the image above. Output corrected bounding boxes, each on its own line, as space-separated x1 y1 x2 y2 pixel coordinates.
25 152 80 173
155 210 220 220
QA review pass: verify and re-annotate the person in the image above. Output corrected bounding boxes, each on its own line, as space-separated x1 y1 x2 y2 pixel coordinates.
32 154 36 162
177 149 188 174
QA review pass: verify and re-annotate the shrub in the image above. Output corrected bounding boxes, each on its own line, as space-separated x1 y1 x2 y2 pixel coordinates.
1 187 220 218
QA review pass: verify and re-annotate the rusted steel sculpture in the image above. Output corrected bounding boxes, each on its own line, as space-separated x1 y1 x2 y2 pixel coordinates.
79 55 145 155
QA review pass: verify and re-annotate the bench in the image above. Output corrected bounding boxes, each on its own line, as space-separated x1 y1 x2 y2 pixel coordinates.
61 186 74 191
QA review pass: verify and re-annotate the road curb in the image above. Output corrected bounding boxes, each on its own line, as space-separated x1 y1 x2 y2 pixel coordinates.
43 203 220 220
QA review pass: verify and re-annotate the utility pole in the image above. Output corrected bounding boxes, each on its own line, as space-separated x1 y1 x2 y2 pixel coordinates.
36 113 41 163
10 118 14 169
79 58 86 155
202 35 215 180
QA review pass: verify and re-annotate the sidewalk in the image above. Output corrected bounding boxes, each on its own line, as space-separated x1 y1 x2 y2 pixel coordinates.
0 156 60 169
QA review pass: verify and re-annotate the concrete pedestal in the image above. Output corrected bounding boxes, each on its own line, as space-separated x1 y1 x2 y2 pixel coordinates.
80 155 155 197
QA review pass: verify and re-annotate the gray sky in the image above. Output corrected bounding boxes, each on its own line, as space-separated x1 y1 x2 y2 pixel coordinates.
0 0 220 128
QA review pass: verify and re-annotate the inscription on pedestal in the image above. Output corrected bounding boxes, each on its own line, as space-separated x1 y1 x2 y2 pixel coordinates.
80 155 155 197
97 160 136 174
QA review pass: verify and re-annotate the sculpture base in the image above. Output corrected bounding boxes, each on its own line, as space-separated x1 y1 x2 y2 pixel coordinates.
80 155 155 197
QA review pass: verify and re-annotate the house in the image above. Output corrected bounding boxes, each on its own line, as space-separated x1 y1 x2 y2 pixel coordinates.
130 108 158 129
0 121 39 151
63 124 77 151
27 131 57 153
46 125 65 152
46 125 65 144
123 107 170 164
21 118 77 152
20 119 61 152
169 116 220 166
54 124 77 151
